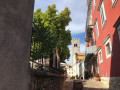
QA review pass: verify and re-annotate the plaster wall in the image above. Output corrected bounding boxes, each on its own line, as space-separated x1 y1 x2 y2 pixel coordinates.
91 0 120 77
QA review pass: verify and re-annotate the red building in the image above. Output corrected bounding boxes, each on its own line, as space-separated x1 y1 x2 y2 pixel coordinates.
84 0 120 89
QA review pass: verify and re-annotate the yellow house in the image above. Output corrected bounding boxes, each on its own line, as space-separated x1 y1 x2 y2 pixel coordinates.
76 53 85 79
76 53 85 62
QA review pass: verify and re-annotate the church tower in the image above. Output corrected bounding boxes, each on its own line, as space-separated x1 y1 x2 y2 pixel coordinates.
72 39 80 76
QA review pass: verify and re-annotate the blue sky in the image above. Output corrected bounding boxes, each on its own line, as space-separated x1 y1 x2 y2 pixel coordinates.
34 0 87 65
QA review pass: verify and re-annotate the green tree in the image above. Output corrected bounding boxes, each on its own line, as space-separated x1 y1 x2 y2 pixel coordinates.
31 4 72 63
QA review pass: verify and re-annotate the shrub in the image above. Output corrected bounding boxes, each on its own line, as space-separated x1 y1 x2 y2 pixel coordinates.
70 76 75 79
94 73 100 78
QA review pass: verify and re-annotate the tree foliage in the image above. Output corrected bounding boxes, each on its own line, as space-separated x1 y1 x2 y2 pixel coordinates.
30 4 72 63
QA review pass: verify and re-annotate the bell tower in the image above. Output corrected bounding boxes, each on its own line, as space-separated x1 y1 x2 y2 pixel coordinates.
72 39 80 76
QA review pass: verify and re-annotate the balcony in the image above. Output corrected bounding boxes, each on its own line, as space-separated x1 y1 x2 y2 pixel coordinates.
86 45 97 54
84 45 97 64
84 25 93 42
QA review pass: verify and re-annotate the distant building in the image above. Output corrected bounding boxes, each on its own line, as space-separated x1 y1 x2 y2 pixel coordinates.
67 66 73 78
72 39 80 77
76 53 85 79
30 58 49 69
60 63 73 79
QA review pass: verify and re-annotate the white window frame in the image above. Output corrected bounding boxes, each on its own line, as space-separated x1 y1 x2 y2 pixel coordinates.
100 2 106 28
112 0 118 7
98 49 103 63
93 0 96 11
103 35 112 59
94 20 99 40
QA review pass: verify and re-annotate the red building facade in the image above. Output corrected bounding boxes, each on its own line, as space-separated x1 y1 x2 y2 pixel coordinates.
85 0 120 89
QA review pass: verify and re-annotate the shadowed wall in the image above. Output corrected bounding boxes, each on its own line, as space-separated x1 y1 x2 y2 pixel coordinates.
0 0 34 90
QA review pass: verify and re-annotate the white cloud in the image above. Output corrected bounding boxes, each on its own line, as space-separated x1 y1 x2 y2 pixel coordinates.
80 43 85 53
65 45 72 66
66 23 85 34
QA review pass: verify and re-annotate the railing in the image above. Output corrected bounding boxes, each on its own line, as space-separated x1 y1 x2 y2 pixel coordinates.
29 60 60 75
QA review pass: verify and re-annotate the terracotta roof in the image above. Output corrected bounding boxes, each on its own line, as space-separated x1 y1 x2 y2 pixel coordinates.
76 53 85 56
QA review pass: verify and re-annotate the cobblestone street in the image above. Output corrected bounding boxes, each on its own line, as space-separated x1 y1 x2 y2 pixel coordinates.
83 80 109 90
63 79 109 90
63 79 73 90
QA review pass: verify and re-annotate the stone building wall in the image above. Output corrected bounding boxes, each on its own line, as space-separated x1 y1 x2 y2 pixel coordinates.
31 70 65 90
72 39 80 77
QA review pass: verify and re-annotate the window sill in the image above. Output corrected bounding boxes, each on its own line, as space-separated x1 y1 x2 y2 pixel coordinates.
99 60 103 64
106 54 111 59
112 0 118 8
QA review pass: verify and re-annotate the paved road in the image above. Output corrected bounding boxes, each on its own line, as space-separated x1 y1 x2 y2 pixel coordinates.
63 79 73 90
63 79 109 90
83 80 109 90
63 79 83 90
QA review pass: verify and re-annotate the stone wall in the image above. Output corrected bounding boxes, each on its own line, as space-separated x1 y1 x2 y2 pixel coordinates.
31 69 65 90
109 77 120 90
101 77 120 90
0 0 34 90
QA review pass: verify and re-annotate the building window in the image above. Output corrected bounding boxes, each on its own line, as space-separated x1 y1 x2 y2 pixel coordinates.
98 49 103 63
113 16 120 40
117 25 120 40
112 0 118 7
100 2 106 28
89 37 92 46
95 20 99 39
93 0 96 11
106 43 111 55
92 31 95 45
105 41 112 58
74 44 77 47
103 35 112 59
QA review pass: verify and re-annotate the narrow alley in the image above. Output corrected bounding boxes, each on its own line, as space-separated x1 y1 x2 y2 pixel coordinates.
1 0 120 90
